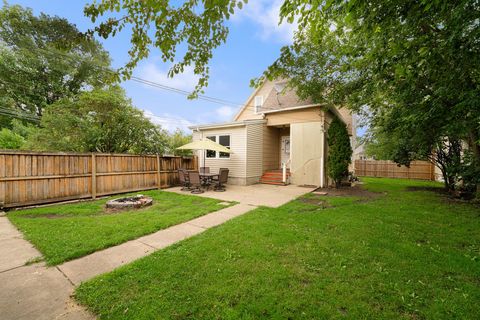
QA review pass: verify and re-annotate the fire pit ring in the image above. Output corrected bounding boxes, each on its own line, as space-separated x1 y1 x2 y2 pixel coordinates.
106 195 153 210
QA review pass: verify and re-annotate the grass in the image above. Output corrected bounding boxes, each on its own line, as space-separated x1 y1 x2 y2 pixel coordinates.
75 178 480 319
9 190 233 265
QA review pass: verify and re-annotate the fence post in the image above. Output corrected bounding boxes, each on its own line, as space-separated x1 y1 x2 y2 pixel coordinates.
156 154 162 190
0 155 5 208
91 154 97 199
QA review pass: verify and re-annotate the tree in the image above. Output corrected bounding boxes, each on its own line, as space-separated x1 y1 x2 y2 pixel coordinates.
327 117 352 188
27 86 169 154
255 0 480 193
83 0 247 97
0 127 24 149
363 116 464 191
166 129 192 156
0 2 113 123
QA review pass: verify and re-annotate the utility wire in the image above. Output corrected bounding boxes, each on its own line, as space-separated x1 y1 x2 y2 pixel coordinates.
28 46 286 112
0 108 40 121
3 44 321 125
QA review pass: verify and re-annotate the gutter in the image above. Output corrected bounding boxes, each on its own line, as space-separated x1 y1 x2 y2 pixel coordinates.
189 119 266 131
261 103 325 114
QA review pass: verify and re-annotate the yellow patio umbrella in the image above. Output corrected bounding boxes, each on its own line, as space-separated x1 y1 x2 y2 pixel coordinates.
176 138 232 168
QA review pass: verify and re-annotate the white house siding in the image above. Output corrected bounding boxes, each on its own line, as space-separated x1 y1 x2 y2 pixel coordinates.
245 123 264 184
290 122 324 186
192 126 248 185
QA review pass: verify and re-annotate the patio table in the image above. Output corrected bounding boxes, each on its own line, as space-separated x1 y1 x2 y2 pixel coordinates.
199 173 219 189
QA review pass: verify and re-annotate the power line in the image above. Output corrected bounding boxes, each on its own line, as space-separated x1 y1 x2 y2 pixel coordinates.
0 109 40 121
3 44 322 125
30 46 248 108
29 46 287 112
0 110 40 122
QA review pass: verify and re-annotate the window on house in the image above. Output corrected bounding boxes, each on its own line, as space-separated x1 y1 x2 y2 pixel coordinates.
205 135 231 159
218 135 231 158
206 136 216 158
254 96 263 114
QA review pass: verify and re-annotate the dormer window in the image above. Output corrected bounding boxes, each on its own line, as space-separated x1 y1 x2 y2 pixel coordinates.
254 96 263 114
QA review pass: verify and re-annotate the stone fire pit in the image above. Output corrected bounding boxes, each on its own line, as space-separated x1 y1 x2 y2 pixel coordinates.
106 195 153 210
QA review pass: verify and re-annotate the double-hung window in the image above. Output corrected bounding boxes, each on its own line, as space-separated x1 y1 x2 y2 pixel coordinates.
206 135 231 159
254 96 263 114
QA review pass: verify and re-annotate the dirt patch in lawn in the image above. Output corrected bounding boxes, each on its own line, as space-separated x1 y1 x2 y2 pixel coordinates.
406 186 446 194
407 186 480 207
313 184 384 201
298 197 333 208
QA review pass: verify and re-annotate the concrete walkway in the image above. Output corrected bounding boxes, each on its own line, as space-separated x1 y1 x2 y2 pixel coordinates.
0 216 93 320
0 184 315 320
57 203 254 285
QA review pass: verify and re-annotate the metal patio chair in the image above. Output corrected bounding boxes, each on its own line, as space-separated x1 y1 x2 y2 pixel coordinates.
188 171 204 194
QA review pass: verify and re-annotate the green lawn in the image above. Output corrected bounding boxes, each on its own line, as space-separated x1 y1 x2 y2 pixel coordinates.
75 178 480 319
9 190 232 265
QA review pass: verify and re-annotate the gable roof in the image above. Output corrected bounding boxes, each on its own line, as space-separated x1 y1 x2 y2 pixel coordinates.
262 86 313 112
233 79 314 121
232 83 264 121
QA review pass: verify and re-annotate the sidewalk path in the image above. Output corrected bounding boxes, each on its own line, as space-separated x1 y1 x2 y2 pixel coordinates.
57 203 255 285
0 216 93 320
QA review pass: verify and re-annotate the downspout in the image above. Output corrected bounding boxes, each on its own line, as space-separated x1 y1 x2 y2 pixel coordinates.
320 114 325 188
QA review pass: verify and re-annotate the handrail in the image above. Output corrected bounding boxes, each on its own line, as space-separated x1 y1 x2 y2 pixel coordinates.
282 158 291 184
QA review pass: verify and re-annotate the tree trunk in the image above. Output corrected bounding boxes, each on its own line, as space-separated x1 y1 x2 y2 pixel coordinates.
467 130 480 196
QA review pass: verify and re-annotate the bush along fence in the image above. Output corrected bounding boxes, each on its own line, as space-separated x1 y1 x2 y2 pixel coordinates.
354 160 435 181
0 151 198 208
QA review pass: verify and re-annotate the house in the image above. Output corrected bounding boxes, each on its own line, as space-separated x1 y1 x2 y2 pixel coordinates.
189 80 355 187
353 142 374 161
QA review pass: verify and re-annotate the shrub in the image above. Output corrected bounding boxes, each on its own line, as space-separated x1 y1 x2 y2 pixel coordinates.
327 116 352 187
0 128 25 149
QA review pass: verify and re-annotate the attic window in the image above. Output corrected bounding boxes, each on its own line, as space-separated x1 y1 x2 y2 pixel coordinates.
254 96 263 114
274 81 287 93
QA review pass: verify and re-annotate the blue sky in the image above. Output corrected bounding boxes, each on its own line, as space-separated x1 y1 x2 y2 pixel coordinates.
9 0 295 132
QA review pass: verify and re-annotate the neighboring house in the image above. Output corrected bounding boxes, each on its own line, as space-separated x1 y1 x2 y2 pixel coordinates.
190 80 355 187
353 142 374 161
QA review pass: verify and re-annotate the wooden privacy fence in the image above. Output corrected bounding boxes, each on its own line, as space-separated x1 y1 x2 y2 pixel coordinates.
0 151 198 208
355 160 435 180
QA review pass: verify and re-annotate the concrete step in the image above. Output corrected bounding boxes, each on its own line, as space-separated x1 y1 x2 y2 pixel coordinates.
260 178 283 183
259 169 290 186
261 173 290 179
259 180 286 186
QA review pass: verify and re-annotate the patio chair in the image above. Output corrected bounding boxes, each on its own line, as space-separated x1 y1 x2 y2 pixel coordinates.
178 169 190 191
188 171 204 194
211 168 228 182
214 168 229 192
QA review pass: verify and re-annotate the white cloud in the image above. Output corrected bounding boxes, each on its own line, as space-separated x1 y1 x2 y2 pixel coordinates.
232 0 296 44
143 110 194 133
138 62 199 91
215 106 236 121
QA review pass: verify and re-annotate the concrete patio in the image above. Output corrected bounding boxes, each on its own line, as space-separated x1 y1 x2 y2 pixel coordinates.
166 183 316 208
